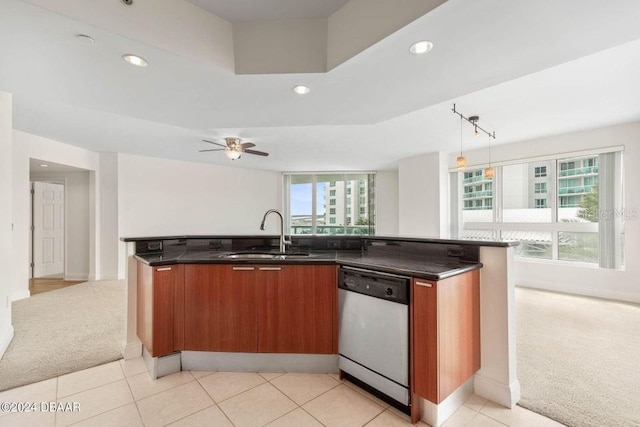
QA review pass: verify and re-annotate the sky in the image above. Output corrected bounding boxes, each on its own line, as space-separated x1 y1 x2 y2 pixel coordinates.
290 182 325 215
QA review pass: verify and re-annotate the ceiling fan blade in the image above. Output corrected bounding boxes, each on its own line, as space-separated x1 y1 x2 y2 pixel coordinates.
244 149 269 157
240 142 256 149
202 139 227 148
198 149 225 152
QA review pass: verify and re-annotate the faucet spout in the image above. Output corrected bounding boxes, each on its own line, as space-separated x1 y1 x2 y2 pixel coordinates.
259 209 291 253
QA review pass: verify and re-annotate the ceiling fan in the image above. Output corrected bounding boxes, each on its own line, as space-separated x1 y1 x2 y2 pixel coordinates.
199 137 269 160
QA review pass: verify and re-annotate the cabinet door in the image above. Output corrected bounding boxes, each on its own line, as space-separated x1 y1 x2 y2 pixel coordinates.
411 278 439 403
184 265 257 352
258 265 336 354
411 270 481 404
136 262 184 357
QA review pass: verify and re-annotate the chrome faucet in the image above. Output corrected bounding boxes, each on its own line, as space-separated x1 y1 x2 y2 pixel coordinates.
259 209 291 253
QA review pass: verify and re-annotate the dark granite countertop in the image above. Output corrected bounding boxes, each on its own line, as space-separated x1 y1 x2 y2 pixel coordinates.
134 249 482 281
121 234 518 248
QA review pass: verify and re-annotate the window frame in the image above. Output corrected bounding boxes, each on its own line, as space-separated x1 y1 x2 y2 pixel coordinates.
283 172 376 235
451 147 624 269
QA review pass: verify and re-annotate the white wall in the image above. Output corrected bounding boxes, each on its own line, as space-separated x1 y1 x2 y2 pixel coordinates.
12 131 100 299
398 151 448 238
117 153 281 276
449 122 640 303
0 91 14 358
30 170 91 280
375 171 399 235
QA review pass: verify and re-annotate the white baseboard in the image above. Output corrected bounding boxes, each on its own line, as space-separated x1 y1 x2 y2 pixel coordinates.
122 340 142 360
98 275 120 281
420 377 474 427
0 325 15 360
474 374 521 408
10 291 31 302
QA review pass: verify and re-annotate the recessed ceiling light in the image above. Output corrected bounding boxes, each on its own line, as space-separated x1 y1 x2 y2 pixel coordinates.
39 164 49 168
293 85 310 95
122 54 148 67
76 34 95 43
409 40 434 55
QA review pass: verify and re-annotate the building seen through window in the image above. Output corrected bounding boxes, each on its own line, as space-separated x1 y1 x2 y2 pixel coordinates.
284 173 375 235
458 154 622 267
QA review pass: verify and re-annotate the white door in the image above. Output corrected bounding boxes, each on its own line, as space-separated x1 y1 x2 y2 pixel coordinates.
32 182 65 278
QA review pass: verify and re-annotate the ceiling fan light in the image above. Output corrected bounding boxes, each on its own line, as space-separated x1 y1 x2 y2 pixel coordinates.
225 149 241 160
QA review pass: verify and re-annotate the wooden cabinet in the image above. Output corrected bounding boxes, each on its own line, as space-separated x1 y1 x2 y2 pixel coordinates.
137 262 184 357
411 269 480 404
183 264 337 354
257 265 336 354
184 265 258 352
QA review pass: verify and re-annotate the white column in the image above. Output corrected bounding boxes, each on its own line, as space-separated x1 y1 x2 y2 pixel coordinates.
398 151 448 237
475 246 520 407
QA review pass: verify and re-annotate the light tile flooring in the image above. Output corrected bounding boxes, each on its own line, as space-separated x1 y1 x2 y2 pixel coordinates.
0 358 564 427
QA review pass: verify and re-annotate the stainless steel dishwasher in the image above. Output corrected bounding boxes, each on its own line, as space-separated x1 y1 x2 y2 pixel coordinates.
338 266 410 406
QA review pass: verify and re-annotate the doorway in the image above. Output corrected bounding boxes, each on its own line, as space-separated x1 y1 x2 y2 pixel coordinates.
29 159 90 295
31 181 65 278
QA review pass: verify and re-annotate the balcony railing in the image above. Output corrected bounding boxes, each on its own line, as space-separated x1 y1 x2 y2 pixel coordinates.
463 175 491 184
463 190 493 199
290 225 373 235
558 185 595 195
558 166 598 177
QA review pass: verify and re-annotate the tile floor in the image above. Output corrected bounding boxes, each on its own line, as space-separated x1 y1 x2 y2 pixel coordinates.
0 358 564 426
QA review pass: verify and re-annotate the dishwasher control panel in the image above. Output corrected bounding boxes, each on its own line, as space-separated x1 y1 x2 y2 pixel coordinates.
338 267 409 304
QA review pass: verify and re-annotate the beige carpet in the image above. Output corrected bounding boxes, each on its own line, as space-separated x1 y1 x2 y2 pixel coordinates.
0 280 125 391
516 287 640 427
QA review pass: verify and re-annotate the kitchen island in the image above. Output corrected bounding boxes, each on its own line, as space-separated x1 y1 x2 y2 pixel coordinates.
121 235 519 426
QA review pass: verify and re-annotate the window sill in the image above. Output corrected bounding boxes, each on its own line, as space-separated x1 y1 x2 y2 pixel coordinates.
514 256 625 271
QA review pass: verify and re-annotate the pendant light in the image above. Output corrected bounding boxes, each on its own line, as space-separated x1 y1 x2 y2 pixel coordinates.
485 133 494 179
451 104 496 175
456 116 467 169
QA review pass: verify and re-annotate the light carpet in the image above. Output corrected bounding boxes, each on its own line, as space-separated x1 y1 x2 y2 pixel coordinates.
0 280 125 392
516 287 640 427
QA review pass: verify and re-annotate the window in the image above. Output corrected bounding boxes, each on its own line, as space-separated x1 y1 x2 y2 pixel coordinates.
454 152 622 268
534 166 547 177
534 198 547 208
359 187 365 195
347 188 351 195
284 173 375 235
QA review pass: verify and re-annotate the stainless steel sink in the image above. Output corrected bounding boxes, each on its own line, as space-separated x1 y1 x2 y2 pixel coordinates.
221 252 311 260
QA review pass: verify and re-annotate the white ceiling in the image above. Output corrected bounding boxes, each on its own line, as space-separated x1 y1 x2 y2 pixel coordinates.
2 0 640 172
187 0 350 22
29 158 88 173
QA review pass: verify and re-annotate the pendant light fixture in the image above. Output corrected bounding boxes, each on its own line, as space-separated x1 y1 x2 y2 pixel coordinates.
456 115 467 169
451 103 496 174
485 133 494 179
